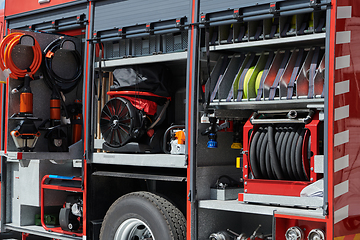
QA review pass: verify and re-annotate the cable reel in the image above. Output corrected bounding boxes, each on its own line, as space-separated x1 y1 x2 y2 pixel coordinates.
43 37 82 93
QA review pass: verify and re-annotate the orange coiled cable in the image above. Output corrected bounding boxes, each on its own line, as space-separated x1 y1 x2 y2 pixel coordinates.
0 32 42 79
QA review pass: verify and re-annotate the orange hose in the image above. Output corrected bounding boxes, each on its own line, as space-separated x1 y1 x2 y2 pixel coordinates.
0 32 42 79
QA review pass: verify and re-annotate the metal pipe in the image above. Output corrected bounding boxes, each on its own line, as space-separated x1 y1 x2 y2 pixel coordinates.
250 110 315 124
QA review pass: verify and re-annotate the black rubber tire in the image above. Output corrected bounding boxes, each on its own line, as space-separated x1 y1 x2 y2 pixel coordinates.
99 191 186 240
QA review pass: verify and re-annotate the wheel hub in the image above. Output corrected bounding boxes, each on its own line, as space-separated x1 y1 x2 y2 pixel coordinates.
114 218 154 240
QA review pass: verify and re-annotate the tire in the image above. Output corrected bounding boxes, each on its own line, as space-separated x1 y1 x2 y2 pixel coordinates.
99 191 186 240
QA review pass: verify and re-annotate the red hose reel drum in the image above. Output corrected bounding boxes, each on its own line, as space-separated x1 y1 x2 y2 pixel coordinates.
242 111 322 197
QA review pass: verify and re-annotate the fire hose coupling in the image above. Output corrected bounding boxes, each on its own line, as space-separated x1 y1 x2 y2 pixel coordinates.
209 225 270 240
202 116 230 149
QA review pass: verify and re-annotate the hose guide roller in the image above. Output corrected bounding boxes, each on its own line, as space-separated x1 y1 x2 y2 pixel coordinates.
241 110 323 197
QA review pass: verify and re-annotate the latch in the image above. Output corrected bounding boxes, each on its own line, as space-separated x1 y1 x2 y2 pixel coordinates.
310 0 321 8
200 13 207 23
269 2 279 16
145 23 154 34
175 17 185 29
118 28 126 38
233 8 242 21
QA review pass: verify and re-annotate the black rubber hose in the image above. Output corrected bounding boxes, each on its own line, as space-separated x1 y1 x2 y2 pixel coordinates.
249 128 262 179
283 128 294 180
268 125 285 180
259 129 269 179
276 127 289 179
280 127 292 180
276 127 284 158
270 127 280 179
283 126 296 180
272 127 283 178
291 128 302 180
265 138 275 180
256 127 265 161
296 128 309 181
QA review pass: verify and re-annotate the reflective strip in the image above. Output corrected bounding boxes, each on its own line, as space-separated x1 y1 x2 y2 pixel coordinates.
336 31 351 44
334 155 349 172
335 105 349 121
337 6 352 19
335 80 350 95
334 205 349 224
335 55 351 70
334 130 349 147
334 180 349 198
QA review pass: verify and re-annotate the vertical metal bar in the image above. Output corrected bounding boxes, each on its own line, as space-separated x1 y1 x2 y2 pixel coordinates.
0 20 9 233
82 0 95 237
186 0 200 239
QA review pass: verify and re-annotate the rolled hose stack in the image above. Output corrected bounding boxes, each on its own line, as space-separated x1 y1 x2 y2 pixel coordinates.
249 124 310 181
0 32 42 79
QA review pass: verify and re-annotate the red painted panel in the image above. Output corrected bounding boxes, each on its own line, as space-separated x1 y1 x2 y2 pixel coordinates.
4 0 76 16
333 0 360 237
275 217 326 240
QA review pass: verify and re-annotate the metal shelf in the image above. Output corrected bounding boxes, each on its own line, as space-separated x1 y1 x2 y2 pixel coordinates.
92 152 187 168
205 33 326 52
6 224 81 240
199 200 324 218
4 141 83 166
210 98 325 110
95 51 187 69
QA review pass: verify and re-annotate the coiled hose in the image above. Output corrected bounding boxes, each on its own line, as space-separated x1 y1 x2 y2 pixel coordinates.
43 37 82 93
249 124 310 181
0 32 42 79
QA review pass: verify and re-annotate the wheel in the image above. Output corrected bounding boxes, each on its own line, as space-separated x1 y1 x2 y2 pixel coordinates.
99 191 186 240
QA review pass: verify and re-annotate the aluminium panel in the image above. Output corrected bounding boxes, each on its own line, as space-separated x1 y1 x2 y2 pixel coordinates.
5 0 83 17
6 2 88 31
93 0 190 32
200 0 329 21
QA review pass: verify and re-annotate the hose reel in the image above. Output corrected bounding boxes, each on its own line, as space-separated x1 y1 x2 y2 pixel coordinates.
249 124 310 181
246 110 319 182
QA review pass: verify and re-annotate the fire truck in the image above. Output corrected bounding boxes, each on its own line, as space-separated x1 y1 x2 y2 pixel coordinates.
0 0 358 239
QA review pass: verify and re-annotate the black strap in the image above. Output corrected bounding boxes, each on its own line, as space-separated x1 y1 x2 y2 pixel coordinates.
98 43 103 101
281 22 290 37
254 24 263 40
315 17 325 33
205 26 211 108
269 50 290 100
210 56 229 102
256 52 274 101
269 18 279 38
227 25 233 43
308 47 320 99
237 25 246 42
287 49 304 99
